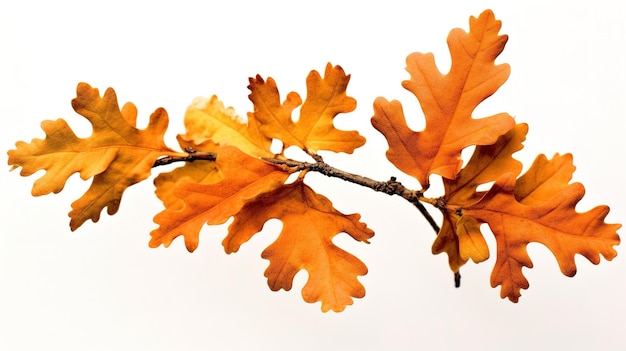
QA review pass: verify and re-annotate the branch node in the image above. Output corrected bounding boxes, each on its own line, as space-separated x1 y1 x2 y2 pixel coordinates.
311 153 324 162
435 197 448 211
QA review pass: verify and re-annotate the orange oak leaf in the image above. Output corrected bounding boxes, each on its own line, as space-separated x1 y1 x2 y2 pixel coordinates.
181 95 273 158
248 63 366 155
150 146 289 252
432 123 527 272
7 83 177 230
223 181 374 312
514 153 576 206
463 171 621 302
153 137 222 211
372 9 515 188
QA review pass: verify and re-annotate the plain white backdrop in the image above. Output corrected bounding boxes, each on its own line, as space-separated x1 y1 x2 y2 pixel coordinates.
1 1 624 350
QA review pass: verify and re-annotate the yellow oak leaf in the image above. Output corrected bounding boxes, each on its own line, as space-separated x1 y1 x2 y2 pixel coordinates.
456 215 489 263
432 123 527 271
223 181 374 312
150 146 289 252
431 217 468 274
372 9 515 188
7 83 178 230
463 172 621 302
181 95 273 158
248 63 366 155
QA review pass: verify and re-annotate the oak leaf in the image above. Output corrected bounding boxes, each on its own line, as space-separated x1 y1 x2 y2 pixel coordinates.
514 153 576 206
153 137 222 211
181 95 273 158
432 123 527 272
372 9 515 188
150 145 289 252
223 180 374 312
7 83 177 230
463 168 621 302
248 63 366 155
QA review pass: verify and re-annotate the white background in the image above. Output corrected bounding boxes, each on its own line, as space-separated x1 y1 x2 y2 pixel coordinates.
1 1 625 350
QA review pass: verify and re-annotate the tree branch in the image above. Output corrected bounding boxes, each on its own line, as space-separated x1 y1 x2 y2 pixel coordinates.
153 147 217 168
151 150 460 287
262 157 441 234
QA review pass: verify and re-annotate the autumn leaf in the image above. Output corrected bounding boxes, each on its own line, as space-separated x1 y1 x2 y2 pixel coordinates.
462 169 621 302
444 123 527 204
432 123 528 272
150 146 289 252
514 153 576 206
223 180 374 312
7 83 178 230
153 136 222 211
248 63 366 155
181 95 273 158
372 9 515 188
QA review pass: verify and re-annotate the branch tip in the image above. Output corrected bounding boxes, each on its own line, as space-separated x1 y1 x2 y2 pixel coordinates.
153 150 217 168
